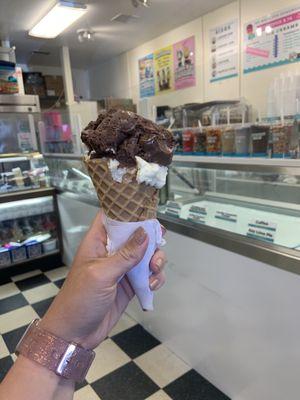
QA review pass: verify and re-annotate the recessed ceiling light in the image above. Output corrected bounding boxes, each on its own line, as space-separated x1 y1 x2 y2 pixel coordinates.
29 1 87 39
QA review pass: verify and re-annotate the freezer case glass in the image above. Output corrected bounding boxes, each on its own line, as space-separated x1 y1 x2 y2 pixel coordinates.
160 161 300 252
0 195 59 268
44 155 97 200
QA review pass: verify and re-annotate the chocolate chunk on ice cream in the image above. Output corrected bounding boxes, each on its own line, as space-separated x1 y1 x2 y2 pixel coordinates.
81 109 175 167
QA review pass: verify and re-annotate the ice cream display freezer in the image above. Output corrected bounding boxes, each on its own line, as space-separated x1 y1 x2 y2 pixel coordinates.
45 154 300 274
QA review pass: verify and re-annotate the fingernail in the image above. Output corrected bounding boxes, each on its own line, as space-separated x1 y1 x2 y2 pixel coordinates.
150 279 159 290
132 227 147 245
155 258 163 272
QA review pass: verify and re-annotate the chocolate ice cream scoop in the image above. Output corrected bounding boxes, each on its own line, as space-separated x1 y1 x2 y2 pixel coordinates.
81 109 175 167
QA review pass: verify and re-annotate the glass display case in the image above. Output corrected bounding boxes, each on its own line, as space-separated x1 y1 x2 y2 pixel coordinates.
44 154 96 200
0 189 61 269
0 153 50 194
45 154 300 274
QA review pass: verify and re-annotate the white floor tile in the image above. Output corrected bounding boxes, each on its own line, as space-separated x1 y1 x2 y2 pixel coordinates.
0 282 20 300
74 385 100 400
146 390 172 400
22 283 59 304
86 338 130 383
135 344 190 388
109 313 137 337
11 270 42 282
0 306 38 334
0 335 9 358
45 266 69 282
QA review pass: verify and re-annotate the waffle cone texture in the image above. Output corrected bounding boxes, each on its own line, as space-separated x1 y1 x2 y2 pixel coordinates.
84 156 159 222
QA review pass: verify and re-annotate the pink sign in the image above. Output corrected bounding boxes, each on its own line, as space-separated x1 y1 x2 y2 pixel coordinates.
173 36 196 90
258 11 300 30
246 47 270 58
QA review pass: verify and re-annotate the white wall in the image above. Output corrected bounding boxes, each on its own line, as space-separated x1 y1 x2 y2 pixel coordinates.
127 16 205 108
88 53 131 100
88 0 300 117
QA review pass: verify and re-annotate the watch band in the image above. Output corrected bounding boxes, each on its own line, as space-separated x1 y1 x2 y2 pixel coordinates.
15 319 95 382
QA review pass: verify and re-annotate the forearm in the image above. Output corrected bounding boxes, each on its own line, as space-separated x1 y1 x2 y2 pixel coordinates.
0 355 74 400
54 380 75 400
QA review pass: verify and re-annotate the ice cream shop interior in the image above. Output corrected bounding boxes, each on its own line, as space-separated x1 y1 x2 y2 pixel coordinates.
1 0 300 399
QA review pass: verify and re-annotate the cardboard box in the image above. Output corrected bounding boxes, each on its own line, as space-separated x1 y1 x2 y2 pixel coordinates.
0 61 19 94
23 72 46 97
44 75 64 97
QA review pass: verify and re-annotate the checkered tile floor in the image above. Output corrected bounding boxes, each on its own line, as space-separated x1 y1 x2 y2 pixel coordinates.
0 266 230 400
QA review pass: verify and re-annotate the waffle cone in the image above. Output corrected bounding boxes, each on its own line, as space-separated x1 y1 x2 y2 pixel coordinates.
84 156 159 222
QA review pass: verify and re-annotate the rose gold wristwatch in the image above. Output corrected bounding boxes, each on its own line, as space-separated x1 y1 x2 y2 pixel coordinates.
15 319 95 382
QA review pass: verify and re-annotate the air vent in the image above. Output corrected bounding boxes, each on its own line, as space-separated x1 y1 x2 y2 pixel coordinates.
111 13 139 23
32 50 50 56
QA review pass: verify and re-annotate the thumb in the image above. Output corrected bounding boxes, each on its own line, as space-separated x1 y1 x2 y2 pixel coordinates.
105 227 149 281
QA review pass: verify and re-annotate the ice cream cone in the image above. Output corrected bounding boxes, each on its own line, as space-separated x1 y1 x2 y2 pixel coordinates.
84 156 159 222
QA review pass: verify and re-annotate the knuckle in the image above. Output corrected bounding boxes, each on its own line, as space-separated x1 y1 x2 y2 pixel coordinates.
118 245 138 263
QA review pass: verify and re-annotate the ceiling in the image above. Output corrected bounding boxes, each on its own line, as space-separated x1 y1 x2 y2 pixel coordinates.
0 0 233 69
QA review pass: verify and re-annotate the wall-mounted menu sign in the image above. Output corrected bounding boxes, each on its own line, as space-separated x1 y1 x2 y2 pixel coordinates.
244 5 300 74
154 45 174 95
173 36 196 90
209 20 239 82
139 54 155 98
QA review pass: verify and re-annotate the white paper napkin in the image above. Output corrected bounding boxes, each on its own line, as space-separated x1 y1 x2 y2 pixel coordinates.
104 215 164 311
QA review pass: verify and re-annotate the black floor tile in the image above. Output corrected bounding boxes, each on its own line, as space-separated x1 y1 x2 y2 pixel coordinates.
111 324 160 359
54 278 65 289
15 274 50 291
0 293 28 315
75 380 88 391
0 277 12 286
2 325 29 354
32 297 55 318
0 356 14 382
91 361 159 400
164 370 230 400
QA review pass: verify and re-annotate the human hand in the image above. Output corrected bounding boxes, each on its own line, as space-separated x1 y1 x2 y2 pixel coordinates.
40 212 166 349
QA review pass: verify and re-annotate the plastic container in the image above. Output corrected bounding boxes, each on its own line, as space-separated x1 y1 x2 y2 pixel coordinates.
250 125 270 157
172 129 183 154
235 126 251 156
193 128 206 155
206 127 222 155
26 242 42 259
42 239 57 253
222 127 235 156
271 124 291 158
10 246 27 263
0 247 11 266
183 129 195 153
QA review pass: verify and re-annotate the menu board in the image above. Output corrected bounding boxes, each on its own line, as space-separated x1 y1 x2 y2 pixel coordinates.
138 54 155 98
154 45 174 94
209 20 238 82
173 36 196 90
244 6 300 74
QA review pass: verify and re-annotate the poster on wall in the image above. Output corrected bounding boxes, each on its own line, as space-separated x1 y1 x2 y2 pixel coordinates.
173 36 196 90
209 20 238 82
139 54 155 98
154 45 174 94
244 6 300 74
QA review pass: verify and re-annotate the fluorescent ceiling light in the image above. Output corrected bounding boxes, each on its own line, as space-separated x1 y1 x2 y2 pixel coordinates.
29 1 87 39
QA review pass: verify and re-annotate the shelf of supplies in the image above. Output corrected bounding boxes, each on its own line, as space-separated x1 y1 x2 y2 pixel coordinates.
0 249 60 270
0 187 55 203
